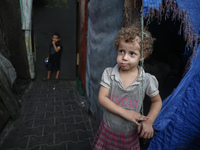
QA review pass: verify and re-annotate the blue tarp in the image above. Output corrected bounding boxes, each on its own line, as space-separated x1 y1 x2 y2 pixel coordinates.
143 0 200 149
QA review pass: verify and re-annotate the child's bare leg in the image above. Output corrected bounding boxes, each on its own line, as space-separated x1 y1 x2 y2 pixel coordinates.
55 70 60 79
47 70 51 79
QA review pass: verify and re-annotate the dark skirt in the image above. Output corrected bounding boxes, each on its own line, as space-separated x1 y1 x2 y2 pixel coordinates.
93 120 140 150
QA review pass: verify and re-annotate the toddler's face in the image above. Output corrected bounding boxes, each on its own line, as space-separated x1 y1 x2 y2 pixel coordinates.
52 35 60 43
117 40 141 71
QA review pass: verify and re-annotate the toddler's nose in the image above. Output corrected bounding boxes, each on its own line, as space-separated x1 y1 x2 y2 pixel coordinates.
123 53 128 60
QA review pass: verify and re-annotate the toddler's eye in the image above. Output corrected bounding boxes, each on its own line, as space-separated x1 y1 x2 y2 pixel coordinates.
130 52 136 56
119 50 124 54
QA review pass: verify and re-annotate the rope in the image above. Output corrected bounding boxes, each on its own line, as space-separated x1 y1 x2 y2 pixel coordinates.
140 6 144 116
140 6 149 116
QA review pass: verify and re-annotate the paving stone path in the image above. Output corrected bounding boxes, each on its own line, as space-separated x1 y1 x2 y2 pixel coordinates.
0 79 99 150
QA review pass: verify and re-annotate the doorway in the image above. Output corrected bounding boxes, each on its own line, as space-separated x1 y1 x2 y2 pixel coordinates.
143 14 191 115
32 0 77 80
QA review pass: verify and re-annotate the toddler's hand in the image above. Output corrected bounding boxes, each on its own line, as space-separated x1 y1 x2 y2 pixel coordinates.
138 121 154 139
123 110 148 126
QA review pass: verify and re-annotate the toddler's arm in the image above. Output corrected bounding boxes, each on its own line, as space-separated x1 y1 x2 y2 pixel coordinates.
98 86 149 126
138 94 162 139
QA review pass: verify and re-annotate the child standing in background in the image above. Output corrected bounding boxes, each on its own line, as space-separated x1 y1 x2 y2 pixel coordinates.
43 32 62 81
93 25 162 150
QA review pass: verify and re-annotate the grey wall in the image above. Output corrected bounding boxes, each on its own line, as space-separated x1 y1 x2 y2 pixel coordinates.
86 0 124 121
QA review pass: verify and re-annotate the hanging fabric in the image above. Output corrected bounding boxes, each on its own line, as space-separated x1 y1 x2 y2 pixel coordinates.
20 0 35 79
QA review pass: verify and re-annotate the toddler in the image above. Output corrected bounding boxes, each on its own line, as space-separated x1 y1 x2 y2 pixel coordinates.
93 24 162 150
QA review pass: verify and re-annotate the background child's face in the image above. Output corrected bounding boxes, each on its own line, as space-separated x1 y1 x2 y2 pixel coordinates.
117 40 142 71
52 35 60 43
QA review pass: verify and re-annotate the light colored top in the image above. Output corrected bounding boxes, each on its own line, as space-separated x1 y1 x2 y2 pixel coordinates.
100 64 159 132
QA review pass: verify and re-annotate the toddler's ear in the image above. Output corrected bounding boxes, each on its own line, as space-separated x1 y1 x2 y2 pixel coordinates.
139 56 145 61
140 52 148 61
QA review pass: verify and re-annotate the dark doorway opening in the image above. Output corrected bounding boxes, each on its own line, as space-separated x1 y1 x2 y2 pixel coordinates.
143 15 192 115
32 0 77 80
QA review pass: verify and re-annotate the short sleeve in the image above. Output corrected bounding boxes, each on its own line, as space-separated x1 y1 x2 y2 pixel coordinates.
146 75 159 97
100 67 112 89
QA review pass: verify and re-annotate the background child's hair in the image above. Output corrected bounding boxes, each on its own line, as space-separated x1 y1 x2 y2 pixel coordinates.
114 23 155 58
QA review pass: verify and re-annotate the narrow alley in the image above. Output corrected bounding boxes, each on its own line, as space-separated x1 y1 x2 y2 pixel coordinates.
0 79 99 150
1 0 200 150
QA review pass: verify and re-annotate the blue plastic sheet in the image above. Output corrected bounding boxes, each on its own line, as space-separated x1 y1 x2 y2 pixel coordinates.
143 0 162 17
142 0 200 149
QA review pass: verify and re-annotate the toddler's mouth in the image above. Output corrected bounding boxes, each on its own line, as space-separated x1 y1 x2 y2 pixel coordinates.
121 63 128 67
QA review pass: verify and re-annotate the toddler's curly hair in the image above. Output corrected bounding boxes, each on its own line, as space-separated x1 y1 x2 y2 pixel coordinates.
114 24 155 58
